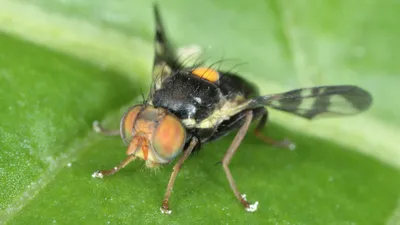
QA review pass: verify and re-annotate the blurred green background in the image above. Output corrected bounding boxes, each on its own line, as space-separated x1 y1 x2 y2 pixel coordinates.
1 0 400 224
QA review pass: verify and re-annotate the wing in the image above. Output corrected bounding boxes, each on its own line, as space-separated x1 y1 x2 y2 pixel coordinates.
248 85 372 119
150 4 181 94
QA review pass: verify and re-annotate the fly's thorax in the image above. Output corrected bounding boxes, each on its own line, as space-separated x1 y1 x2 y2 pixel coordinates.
152 72 221 123
119 104 187 167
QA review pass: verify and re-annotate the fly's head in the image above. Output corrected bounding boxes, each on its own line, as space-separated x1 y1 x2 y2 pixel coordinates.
120 104 187 168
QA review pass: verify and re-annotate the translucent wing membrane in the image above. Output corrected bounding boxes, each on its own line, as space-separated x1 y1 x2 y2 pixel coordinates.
249 85 373 119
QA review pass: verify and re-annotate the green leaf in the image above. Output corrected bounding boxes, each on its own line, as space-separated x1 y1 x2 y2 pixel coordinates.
1 0 399 224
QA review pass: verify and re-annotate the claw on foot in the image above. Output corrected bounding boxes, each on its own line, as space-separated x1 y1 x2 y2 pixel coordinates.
241 193 259 212
91 171 104 178
160 206 172 215
279 138 296 151
245 201 259 212
160 200 172 215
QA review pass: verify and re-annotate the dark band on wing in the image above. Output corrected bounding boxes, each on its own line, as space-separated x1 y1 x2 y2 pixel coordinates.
149 4 183 95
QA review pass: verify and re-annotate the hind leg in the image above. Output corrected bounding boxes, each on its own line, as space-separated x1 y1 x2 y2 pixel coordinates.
253 108 295 150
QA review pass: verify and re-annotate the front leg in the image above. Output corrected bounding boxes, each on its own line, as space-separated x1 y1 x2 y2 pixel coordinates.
160 137 199 215
92 155 136 178
254 108 296 151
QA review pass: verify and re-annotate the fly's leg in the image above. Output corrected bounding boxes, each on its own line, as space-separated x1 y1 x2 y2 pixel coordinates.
254 109 296 151
222 110 258 212
160 137 199 215
92 155 136 178
92 120 120 136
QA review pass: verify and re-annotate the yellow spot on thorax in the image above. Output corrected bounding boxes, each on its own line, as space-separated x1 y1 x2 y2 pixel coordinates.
192 67 219 83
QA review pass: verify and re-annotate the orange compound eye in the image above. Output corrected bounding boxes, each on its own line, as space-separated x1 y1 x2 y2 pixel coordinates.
152 113 186 161
120 105 142 145
192 67 220 83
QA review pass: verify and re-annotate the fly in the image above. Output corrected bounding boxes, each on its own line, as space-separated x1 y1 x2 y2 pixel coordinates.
91 4 373 215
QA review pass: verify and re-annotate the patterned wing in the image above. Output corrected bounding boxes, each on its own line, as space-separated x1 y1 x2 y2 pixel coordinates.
150 4 181 93
248 85 372 119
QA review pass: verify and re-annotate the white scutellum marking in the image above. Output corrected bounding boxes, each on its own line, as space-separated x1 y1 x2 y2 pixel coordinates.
67 163 72 167
160 207 172 215
246 201 259 212
92 120 102 133
92 171 104 178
